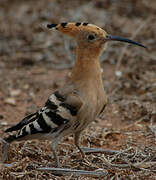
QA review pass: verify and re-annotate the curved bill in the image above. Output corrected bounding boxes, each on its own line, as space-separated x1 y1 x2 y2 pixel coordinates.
106 35 146 48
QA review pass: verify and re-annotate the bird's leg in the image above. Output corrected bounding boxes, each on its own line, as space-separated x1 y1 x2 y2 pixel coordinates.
74 131 85 159
51 142 59 167
52 149 59 167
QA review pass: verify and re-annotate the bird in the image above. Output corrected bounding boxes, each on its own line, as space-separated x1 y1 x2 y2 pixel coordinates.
2 22 146 167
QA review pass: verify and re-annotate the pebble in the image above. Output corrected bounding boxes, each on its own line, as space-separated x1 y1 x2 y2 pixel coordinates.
10 89 21 97
5 98 16 106
115 71 122 77
1 121 8 126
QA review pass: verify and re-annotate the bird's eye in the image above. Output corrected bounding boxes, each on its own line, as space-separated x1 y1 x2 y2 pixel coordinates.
88 34 95 41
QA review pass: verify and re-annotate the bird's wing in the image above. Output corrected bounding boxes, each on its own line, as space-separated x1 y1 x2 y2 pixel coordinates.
4 88 83 142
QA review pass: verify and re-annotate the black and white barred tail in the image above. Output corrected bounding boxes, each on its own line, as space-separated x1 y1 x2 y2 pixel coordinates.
4 91 78 143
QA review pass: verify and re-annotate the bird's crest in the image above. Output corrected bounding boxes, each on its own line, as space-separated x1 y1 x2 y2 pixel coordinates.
47 22 105 38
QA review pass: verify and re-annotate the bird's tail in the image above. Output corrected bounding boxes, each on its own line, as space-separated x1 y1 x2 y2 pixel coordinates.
4 113 38 144
4 134 17 143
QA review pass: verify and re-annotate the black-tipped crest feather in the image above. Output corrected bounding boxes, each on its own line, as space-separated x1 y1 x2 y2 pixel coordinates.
47 24 58 29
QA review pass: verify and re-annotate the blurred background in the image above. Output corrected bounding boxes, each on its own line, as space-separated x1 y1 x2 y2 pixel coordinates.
0 0 156 179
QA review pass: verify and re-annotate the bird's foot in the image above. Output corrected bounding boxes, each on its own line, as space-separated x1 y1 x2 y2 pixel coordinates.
77 146 91 165
78 146 85 159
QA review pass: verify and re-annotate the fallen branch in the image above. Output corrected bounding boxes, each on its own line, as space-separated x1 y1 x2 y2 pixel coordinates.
36 167 108 177
102 161 156 169
81 147 123 155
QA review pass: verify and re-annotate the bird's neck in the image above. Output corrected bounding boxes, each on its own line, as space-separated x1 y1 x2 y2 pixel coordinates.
70 46 102 83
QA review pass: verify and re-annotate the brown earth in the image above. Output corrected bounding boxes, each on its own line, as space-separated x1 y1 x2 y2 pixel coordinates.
0 0 156 179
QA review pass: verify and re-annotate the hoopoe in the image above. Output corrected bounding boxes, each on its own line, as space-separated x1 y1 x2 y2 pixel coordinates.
3 22 146 167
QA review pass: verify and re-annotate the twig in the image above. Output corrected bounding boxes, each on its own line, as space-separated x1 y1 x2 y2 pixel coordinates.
81 147 124 155
81 158 101 169
102 161 156 169
120 115 148 130
109 147 133 163
132 161 156 169
36 167 108 177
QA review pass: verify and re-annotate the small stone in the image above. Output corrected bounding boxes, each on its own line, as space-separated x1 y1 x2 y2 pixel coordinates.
99 140 103 146
0 114 3 119
10 89 21 97
1 121 8 126
23 84 29 90
124 82 131 88
29 91 35 98
5 98 16 106
115 71 122 77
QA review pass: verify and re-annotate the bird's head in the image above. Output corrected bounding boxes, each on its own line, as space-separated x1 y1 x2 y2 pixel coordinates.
47 22 146 56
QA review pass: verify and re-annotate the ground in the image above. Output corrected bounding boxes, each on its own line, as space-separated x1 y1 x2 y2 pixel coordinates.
0 0 156 179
